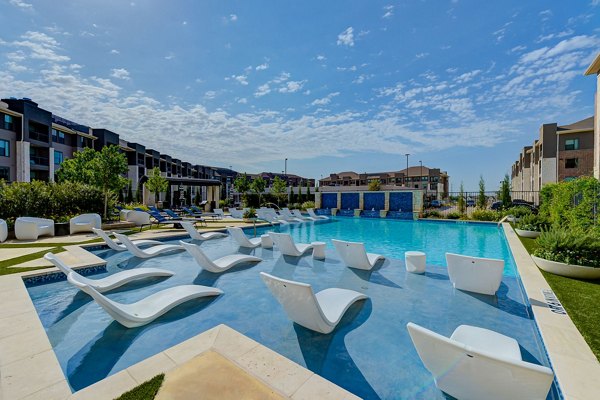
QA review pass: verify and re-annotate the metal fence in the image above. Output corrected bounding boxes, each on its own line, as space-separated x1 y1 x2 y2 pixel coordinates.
424 191 539 217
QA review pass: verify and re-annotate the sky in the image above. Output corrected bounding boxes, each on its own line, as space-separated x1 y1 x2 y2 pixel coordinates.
0 0 599 191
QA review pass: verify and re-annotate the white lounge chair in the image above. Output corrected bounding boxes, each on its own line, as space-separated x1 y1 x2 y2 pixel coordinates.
227 227 262 248
15 217 54 240
307 208 329 220
268 232 313 256
180 221 227 241
292 209 314 221
180 241 262 273
124 210 152 228
406 322 554 400
0 219 7 242
92 228 163 252
114 233 184 259
44 253 173 292
280 208 303 222
260 272 368 334
67 272 222 328
332 239 385 270
69 213 102 235
446 253 504 296
213 208 225 219
229 208 248 219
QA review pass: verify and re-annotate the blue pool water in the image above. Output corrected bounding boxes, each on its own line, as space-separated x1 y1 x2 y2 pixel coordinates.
26 218 559 399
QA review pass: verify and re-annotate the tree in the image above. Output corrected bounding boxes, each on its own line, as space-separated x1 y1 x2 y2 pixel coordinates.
165 184 172 208
145 167 168 204
458 182 466 214
368 179 381 191
126 180 133 203
499 174 512 208
90 146 129 218
250 176 267 206
306 180 312 201
56 147 97 184
477 175 487 209
195 187 202 205
186 186 192 206
270 176 287 206
136 180 143 203
289 185 296 204
234 173 251 206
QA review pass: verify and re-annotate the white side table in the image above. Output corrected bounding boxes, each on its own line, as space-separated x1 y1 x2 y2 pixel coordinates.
405 251 426 274
261 234 273 249
311 241 326 259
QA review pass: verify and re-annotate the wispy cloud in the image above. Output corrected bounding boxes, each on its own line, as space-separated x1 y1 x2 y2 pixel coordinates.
311 92 340 106
110 49 120 55
9 0 33 10
337 27 354 47
382 5 394 19
255 63 269 71
110 68 130 80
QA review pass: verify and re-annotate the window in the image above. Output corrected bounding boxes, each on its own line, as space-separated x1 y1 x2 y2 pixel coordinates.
0 139 9 157
29 121 49 142
3 114 14 131
51 129 66 144
565 158 578 169
565 139 579 151
0 166 9 181
54 150 64 165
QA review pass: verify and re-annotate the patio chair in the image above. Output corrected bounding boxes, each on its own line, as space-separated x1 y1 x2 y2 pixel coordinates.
292 209 314 221
180 221 227 241
163 209 183 220
15 217 55 240
406 322 554 400
268 232 313 256
213 208 225 219
148 211 178 228
182 206 203 217
229 208 248 219
260 272 368 334
227 227 262 248
332 239 385 270
124 210 152 230
279 209 303 222
114 233 184 259
307 208 329 220
92 228 163 251
67 272 223 328
0 219 7 242
180 241 262 273
44 253 173 292
69 213 102 235
446 253 504 296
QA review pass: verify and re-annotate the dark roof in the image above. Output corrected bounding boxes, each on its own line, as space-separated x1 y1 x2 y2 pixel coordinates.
558 116 594 131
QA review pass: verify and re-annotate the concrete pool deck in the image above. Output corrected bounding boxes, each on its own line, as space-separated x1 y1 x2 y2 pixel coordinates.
0 221 598 399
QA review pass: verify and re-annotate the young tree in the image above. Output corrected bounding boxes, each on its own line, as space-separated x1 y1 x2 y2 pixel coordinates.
289 185 296 205
165 184 172 208
271 176 287 206
136 180 143 203
56 147 97 184
126 180 133 203
234 173 251 206
250 176 267 206
90 145 129 218
477 175 487 209
145 167 168 204
458 182 466 214
195 187 202 205
499 174 512 208
368 179 381 191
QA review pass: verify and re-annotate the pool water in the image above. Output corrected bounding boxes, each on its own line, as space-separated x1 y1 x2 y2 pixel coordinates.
26 218 559 399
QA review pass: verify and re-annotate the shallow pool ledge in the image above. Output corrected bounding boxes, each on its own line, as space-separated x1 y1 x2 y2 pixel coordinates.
503 223 600 400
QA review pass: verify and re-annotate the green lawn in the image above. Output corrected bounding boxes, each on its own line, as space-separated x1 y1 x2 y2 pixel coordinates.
114 374 164 400
515 233 600 361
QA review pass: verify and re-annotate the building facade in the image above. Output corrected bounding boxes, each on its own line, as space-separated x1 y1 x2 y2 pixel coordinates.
511 117 595 200
318 167 449 200
585 52 600 180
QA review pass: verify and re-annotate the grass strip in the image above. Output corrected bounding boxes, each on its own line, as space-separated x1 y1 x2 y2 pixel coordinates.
0 246 65 275
114 374 164 400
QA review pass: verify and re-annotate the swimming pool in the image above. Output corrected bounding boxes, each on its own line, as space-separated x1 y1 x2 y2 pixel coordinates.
26 218 559 399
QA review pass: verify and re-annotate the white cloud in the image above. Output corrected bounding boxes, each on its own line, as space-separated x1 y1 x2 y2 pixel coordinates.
382 5 394 19
204 91 217 99
9 0 33 10
278 80 306 93
230 74 248 85
537 29 574 43
316 55 326 61
164 53 175 60
455 70 481 83
539 10 553 20
237 97 248 104
311 92 339 106
229 14 238 22
110 68 130 80
519 35 600 63
255 63 269 71
509 45 526 53
254 83 271 97
5 31 70 63
337 27 354 47
182 21 188 26
110 49 120 55
415 52 429 59
272 72 291 83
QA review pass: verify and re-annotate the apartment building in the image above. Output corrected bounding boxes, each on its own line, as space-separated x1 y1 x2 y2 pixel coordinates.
0 97 222 207
511 117 595 198
318 167 449 200
585 52 600 179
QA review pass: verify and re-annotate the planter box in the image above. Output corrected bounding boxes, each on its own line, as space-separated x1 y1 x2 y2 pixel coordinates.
532 255 600 279
515 229 540 238
55 222 70 236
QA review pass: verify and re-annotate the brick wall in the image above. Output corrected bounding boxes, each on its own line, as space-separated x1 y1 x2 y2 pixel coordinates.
558 149 594 180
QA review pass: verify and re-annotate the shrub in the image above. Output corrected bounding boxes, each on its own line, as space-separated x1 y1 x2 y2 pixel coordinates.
243 208 257 219
219 199 230 208
422 210 442 218
515 214 550 232
471 210 501 221
501 206 532 218
446 212 462 219
301 201 315 211
124 203 149 211
533 227 600 268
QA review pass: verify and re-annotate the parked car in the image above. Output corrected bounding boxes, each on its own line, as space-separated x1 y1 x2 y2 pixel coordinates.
430 200 442 208
466 200 475 207
491 200 538 213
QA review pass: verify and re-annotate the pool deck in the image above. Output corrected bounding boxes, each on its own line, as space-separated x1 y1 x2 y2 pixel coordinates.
502 223 600 400
1 222 599 399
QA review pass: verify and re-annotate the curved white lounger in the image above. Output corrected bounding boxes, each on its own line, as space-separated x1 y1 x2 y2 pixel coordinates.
180 241 262 273
113 233 184 259
406 322 554 400
260 272 368 334
332 239 385 270
227 227 262 248
268 232 313 257
292 209 315 221
44 253 173 293
280 209 304 222
67 272 223 328
92 228 163 252
446 253 504 296
307 208 329 220
180 221 227 241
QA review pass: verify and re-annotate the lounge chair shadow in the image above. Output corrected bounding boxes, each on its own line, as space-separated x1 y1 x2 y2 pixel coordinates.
462 282 531 319
67 297 218 391
236 246 260 256
519 347 561 400
267 255 311 280
116 257 146 270
423 271 449 280
345 261 402 289
50 291 92 325
293 300 379 399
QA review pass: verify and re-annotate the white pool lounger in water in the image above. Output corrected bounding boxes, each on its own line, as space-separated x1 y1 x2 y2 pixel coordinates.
307 208 329 220
260 272 368 334
446 253 504 296
180 221 227 241
44 253 173 293
113 233 184 259
92 228 163 252
227 227 262 248
67 272 223 328
332 239 385 270
180 241 262 273
268 232 313 257
406 322 554 400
